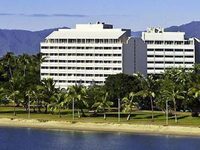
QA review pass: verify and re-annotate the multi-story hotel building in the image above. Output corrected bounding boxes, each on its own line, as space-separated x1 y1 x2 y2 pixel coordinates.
40 23 147 88
142 27 199 74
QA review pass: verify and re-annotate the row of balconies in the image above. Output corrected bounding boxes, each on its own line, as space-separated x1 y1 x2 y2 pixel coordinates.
147 51 194 55
41 49 122 54
41 69 121 74
44 56 122 61
41 62 122 67
41 75 108 82
147 44 195 49
147 57 194 62
42 38 122 44
147 63 193 68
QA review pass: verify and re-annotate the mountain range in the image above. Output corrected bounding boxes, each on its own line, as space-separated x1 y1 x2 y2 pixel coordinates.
0 21 200 56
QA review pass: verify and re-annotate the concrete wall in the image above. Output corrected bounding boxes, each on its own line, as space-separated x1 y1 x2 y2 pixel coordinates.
123 37 147 76
134 38 147 76
195 38 200 64
123 38 135 75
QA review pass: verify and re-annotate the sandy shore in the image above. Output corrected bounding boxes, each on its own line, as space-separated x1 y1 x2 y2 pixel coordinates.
0 118 199 136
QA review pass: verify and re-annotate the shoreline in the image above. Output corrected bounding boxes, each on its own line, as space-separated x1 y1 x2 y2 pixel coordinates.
0 118 200 136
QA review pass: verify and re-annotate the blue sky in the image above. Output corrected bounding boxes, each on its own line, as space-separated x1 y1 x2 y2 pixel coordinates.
0 0 200 31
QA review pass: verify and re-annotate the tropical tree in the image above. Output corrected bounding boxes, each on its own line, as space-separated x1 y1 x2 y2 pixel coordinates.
32 86 44 113
0 52 16 80
122 92 138 120
67 85 88 117
0 87 8 105
137 74 157 122
188 83 200 117
18 54 30 77
104 73 141 106
160 78 184 123
5 73 25 116
48 90 67 117
7 90 20 116
25 89 35 118
92 92 113 120
38 78 57 113
86 85 104 109
187 64 200 117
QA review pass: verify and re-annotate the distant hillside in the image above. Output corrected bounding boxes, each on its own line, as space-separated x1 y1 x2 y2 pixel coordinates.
165 21 200 38
132 21 200 39
0 27 68 56
1 21 200 56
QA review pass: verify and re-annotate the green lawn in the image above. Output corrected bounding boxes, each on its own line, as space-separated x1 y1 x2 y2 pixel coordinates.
0 106 199 127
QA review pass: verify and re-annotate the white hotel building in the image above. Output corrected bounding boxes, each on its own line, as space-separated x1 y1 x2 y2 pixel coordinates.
142 27 199 74
40 23 147 88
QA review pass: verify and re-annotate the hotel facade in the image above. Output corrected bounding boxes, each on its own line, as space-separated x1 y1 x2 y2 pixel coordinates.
142 27 200 74
40 23 147 88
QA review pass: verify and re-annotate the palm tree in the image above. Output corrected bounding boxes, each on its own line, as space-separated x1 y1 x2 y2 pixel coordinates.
48 91 66 118
6 75 24 116
122 92 138 121
188 83 200 117
137 74 156 122
18 54 30 77
25 89 37 118
32 86 43 113
92 92 113 120
0 52 16 79
0 87 8 105
7 90 20 116
67 85 88 117
38 78 57 113
160 78 184 123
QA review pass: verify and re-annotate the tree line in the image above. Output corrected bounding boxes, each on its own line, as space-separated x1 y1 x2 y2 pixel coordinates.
0 52 200 122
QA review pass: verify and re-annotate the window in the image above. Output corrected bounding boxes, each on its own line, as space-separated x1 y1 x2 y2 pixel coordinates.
147 55 154 57
175 62 183 64
41 66 48 69
174 41 183 45
154 55 163 58
155 49 164 51
59 67 66 69
41 73 48 76
185 62 194 64
86 67 93 70
155 61 164 64
155 41 163 44
113 54 121 56
165 41 173 45
185 49 193 52
175 49 183 52
41 46 49 49
59 53 66 56
59 60 66 63
185 56 193 58
165 49 173 51
146 41 154 44
113 47 121 50
165 55 173 58
165 62 174 64
86 60 93 63
50 60 58 62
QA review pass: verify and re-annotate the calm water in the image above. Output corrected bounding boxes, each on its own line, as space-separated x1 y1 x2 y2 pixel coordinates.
0 127 200 150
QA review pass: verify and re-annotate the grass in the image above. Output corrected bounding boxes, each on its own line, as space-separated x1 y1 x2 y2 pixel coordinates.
0 106 199 127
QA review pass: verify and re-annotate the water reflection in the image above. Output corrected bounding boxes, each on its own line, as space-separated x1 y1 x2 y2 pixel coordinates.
0 127 199 150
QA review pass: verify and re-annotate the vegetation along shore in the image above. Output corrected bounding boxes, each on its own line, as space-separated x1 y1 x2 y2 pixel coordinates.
0 52 200 135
